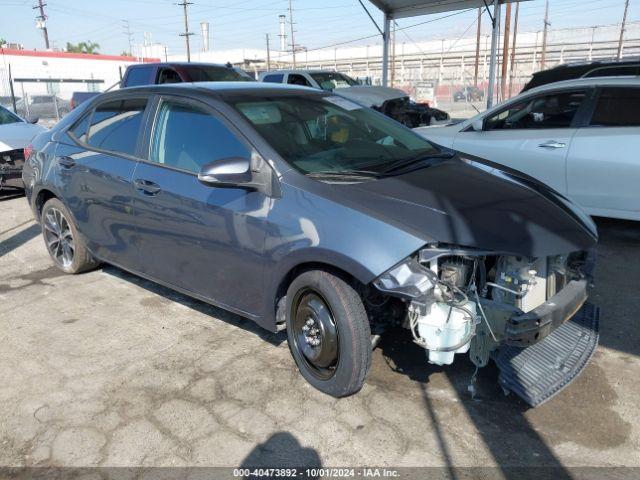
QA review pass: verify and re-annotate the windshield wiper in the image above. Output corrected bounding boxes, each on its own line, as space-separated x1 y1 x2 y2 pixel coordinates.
379 151 455 175
307 169 381 178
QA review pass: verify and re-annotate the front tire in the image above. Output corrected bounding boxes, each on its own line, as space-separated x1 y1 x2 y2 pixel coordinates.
41 198 99 274
285 270 372 397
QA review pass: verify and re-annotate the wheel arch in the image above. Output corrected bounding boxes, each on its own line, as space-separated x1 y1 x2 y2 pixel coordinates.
259 249 380 332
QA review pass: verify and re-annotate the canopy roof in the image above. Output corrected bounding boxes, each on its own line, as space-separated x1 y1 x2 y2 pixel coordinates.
368 0 521 19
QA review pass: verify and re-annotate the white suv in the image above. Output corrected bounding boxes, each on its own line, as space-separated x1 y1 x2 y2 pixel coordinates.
415 77 640 221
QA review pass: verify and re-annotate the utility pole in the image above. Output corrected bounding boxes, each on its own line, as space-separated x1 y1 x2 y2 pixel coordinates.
500 1 512 102
541 0 550 70
390 21 396 86
508 2 520 98
288 0 296 68
265 33 271 70
474 7 482 87
617 0 630 60
33 0 50 50
122 20 133 56
177 0 194 62
487 0 501 108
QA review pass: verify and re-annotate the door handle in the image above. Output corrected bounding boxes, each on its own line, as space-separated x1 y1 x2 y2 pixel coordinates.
134 179 161 195
57 155 76 168
538 140 566 149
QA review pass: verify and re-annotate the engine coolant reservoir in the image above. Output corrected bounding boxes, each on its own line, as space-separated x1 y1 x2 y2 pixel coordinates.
417 301 477 365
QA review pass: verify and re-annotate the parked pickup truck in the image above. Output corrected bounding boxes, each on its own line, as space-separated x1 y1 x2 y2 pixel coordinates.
71 62 254 109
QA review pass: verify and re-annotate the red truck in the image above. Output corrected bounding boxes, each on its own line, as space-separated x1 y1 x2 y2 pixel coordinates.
71 62 254 109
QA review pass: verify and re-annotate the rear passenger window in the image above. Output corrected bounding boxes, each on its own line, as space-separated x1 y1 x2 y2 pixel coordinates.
125 66 153 87
150 100 249 173
590 88 640 127
263 74 284 83
70 114 90 143
86 98 147 156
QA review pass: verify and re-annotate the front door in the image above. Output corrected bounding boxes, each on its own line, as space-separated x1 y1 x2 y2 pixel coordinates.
454 89 589 194
132 96 269 316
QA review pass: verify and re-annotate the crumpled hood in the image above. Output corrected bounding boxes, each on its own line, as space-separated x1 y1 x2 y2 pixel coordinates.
337 86 408 107
0 123 46 152
330 155 597 258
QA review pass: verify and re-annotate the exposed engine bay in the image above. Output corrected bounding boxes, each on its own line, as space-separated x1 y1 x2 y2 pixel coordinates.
368 244 597 401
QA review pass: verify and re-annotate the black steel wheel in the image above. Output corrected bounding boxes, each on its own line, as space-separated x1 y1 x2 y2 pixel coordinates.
286 270 371 397
40 198 99 274
291 289 339 380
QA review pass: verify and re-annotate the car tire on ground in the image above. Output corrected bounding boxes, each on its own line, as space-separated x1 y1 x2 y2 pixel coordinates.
285 269 372 397
41 198 99 274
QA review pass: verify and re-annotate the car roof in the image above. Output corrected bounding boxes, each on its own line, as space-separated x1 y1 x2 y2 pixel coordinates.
128 62 232 69
523 75 640 95
114 81 324 98
259 69 339 76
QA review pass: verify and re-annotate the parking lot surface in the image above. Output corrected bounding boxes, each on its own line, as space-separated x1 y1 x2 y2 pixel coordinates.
1 192 638 470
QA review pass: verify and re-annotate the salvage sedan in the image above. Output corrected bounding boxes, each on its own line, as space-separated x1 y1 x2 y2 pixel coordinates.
23 83 600 405
0 105 45 190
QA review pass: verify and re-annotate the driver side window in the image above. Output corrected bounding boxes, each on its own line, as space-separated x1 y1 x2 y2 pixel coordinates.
484 90 586 130
150 100 250 174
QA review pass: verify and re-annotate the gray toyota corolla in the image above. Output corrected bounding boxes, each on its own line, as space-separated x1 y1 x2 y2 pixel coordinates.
23 83 599 404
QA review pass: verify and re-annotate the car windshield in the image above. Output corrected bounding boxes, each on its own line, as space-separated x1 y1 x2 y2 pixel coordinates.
184 66 253 82
231 94 440 176
0 106 23 125
310 72 358 90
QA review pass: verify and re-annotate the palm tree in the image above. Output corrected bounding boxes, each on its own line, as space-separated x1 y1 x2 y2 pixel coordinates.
66 41 100 54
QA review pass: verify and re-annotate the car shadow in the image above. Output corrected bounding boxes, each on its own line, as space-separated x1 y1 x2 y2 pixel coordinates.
101 265 287 347
0 189 25 202
591 217 640 358
0 223 41 258
378 330 574 478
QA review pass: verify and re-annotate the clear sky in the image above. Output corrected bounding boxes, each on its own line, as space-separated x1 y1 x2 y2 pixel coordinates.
0 0 638 56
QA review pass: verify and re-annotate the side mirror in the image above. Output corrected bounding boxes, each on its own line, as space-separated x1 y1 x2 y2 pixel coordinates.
198 156 253 187
26 115 40 124
471 119 484 132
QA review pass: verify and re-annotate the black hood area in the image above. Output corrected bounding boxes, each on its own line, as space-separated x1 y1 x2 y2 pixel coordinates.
332 155 598 258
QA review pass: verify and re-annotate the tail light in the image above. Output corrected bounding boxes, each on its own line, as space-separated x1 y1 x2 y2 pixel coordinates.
24 144 33 160
70 98 75 109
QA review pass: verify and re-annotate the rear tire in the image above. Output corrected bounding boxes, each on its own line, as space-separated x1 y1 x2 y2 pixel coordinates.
285 270 372 397
41 198 99 274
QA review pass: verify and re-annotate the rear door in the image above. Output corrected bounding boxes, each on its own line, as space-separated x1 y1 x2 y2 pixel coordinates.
453 89 590 194
56 96 150 268
567 86 640 219
131 95 268 315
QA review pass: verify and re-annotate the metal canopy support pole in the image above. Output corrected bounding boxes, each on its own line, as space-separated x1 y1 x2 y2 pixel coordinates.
487 0 502 108
382 12 391 87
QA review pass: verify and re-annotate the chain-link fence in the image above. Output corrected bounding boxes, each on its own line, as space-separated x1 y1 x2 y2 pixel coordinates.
1 65 107 127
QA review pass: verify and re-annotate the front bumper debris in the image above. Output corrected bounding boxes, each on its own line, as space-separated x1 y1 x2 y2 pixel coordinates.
494 302 599 406
505 279 589 347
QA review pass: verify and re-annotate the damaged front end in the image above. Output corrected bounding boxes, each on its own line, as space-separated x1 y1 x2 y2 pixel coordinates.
374 97 450 128
372 244 599 406
0 148 26 190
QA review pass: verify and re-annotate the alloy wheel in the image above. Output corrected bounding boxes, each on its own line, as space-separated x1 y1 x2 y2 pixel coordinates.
43 207 75 268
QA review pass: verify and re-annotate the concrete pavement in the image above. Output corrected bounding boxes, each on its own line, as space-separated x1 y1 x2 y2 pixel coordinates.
0 192 638 470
